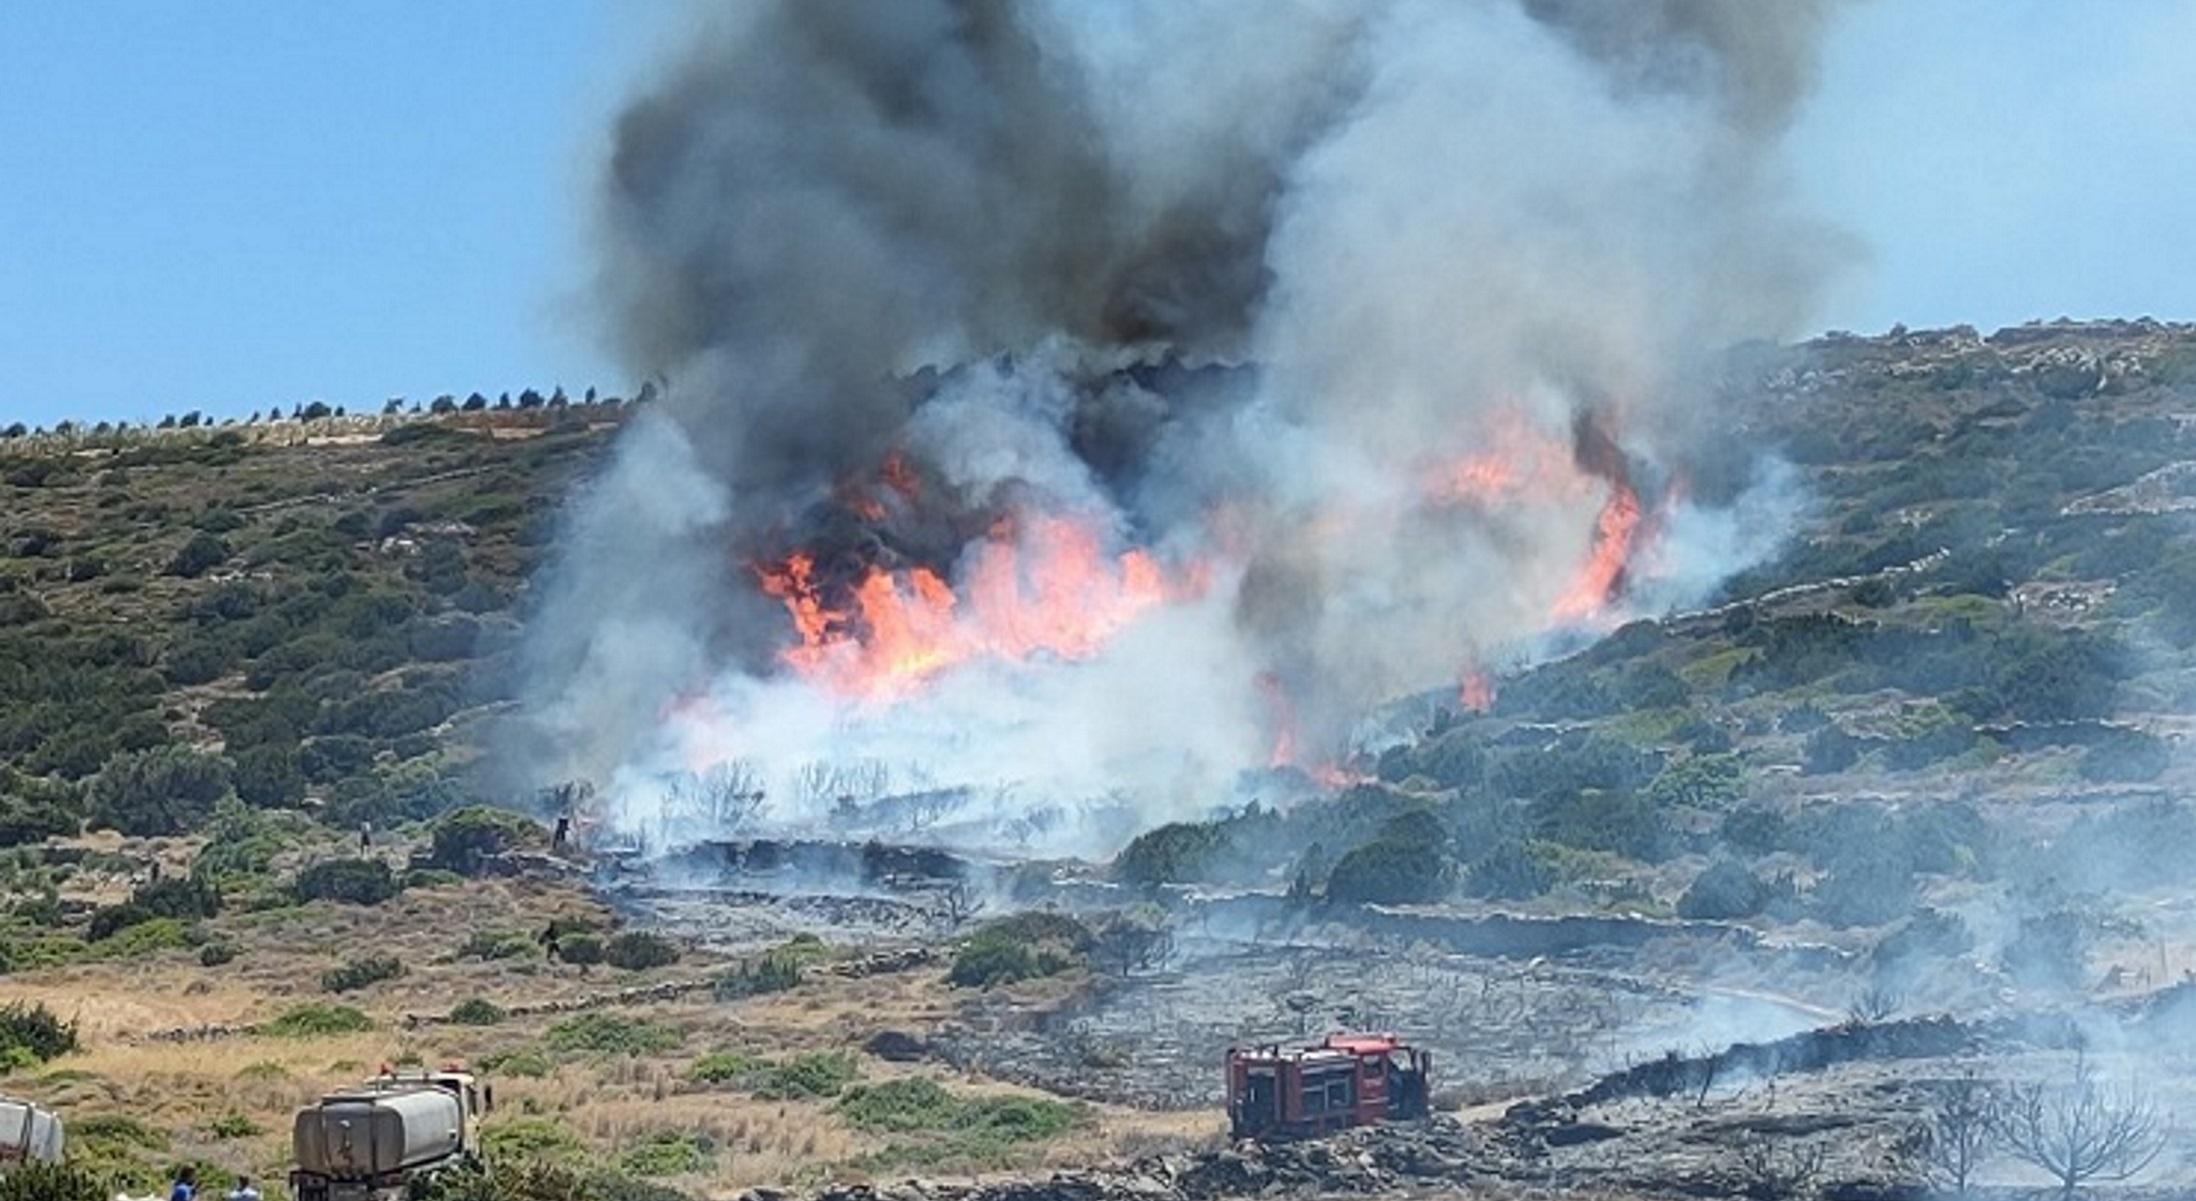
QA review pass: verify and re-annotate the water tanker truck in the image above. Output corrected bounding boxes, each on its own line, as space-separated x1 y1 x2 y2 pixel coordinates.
290 1068 489 1201
0 1095 65 1170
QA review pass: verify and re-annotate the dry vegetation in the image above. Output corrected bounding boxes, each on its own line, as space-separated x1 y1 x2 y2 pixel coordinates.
1 828 1222 1196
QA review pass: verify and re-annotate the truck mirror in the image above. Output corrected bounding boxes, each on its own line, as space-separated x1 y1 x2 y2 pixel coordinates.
483 1085 494 1112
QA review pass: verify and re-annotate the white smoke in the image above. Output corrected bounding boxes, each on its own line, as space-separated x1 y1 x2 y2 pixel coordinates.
513 0 1854 855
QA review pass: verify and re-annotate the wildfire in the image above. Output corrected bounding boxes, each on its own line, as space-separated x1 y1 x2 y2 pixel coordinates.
752 405 1656 763
755 510 1191 701
1552 478 1643 621
1458 668 1495 713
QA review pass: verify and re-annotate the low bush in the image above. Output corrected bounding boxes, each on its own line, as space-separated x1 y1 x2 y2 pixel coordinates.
449 998 505 1026
480 1117 587 1164
475 1048 552 1079
544 1013 681 1058
948 927 1070 989
293 857 400 906
321 954 404 993
1676 859 1773 921
425 807 542 875
601 931 681 971
616 1131 713 1178
0 1000 78 1063
755 1051 858 1100
836 1076 1084 1168
261 1002 373 1038
459 929 538 960
208 1114 260 1140
554 934 603 965
711 934 828 999
687 1051 756 1084
0 1162 115 1201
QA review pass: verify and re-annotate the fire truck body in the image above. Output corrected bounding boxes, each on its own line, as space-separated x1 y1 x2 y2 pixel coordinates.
1225 1034 1430 1139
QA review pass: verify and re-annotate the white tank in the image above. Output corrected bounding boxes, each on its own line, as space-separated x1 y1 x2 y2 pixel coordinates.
292 1087 464 1179
0 1096 65 1166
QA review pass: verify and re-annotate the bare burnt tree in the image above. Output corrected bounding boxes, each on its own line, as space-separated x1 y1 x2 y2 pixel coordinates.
1912 1068 1999 1198
536 778 595 817
1993 1055 2167 1199
938 878 984 927
795 758 892 811
1090 908 1175 978
1734 1133 1828 1201
1846 982 1903 1025
667 761 766 833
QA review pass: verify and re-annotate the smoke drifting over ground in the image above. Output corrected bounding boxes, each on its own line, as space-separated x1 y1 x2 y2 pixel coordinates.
518 0 1850 851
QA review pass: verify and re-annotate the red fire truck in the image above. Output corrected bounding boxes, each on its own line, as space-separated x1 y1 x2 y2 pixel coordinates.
1225 1033 1431 1139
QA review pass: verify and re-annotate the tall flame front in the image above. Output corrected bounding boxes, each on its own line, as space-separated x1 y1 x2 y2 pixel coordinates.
747 407 1652 764
756 510 1197 703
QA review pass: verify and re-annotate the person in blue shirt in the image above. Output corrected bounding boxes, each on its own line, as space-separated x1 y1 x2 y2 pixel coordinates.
169 1166 198 1201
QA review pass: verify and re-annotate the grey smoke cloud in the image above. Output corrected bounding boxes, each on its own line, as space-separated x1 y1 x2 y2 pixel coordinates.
517 0 1854 847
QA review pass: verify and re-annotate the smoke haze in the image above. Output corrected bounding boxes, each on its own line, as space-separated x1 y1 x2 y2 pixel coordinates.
516 0 1854 852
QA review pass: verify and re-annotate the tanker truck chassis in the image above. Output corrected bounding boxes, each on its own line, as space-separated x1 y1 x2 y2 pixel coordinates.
1 1094 66 1171
290 1068 488 1201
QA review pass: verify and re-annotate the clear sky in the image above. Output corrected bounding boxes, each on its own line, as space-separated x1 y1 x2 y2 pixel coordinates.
4 1 2194 431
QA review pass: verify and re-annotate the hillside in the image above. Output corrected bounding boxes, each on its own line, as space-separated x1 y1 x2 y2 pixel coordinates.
6 320 2196 1200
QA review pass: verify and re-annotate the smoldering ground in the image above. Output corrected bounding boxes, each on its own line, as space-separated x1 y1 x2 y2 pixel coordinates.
512 0 1852 850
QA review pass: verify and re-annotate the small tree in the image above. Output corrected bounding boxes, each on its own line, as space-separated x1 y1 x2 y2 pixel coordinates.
1994 1055 2166 1199
85 745 233 836
1088 906 1174 978
426 806 542 875
1914 1068 1999 1197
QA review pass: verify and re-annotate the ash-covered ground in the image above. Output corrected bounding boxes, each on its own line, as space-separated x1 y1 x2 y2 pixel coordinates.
599 834 2196 1198
605 840 1852 1110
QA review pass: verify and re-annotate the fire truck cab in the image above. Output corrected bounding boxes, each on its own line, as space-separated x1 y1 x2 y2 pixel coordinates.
1225 1033 1430 1140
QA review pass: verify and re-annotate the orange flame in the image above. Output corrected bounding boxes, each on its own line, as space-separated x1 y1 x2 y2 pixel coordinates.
1458 668 1495 713
755 511 1193 701
1552 479 1643 622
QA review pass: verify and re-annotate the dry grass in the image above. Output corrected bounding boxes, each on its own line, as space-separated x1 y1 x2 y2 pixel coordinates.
1 868 1229 1194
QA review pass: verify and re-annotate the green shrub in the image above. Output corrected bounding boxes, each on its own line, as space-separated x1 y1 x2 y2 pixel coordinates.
293 857 400 906
554 934 604 965
1676 859 1771 921
209 1113 260 1139
616 1131 711 1178
197 942 237 967
449 998 505 1026
480 1117 586 1163
544 1013 681 1057
0 1000 79 1062
84 745 233 837
835 1077 962 1133
948 927 1069 989
93 917 191 957
601 931 681 971
458 929 537 960
755 1052 858 1100
426 806 542 874
836 1076 1083 1150
321 954 404 993
687 1051 756 1084
475 1048 552 1079
0 1161 117 1201
260 1002 373 1038
1459 839 1557 901
1325 837 1453 905
1112 821 1235 886
132 873 223 920
165 531 231 578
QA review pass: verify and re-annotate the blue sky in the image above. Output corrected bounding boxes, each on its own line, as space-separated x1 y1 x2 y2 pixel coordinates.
3 1 2193 430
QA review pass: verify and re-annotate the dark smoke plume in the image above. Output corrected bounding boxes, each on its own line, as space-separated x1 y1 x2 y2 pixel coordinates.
515 0 1852 851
